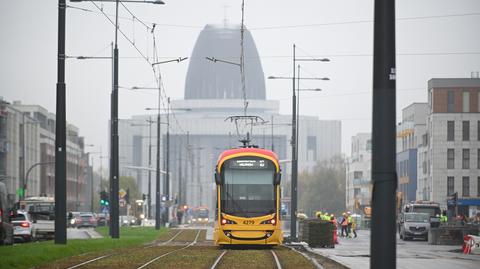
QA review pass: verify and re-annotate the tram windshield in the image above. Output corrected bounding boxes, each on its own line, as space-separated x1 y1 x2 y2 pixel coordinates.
221 158 276 218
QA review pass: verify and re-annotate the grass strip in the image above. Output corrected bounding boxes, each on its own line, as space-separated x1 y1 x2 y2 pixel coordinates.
274 247 316 269
0 227 167 269
173 229 199 242
147 246 222 269
217 249 276 269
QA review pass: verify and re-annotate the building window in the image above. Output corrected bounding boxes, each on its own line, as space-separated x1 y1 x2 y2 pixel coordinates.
447 149 455 169
447 121 454 141
478 149 480 169
462 149 470 169
462 177 470 197
478 177 480 197
478 121 480 141
354 171 363 179
447 177 454 196
462 121 470 141
447 91 455 112
306 136 317 161
463 91 470 112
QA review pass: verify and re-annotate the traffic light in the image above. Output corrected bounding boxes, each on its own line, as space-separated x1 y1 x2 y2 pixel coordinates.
100 191 110 206
142 193 147 200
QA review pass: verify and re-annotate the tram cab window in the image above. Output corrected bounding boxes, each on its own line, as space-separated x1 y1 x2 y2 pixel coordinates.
221 158 276 218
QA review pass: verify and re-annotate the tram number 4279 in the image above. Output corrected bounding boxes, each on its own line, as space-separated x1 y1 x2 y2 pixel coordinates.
243 220 255 225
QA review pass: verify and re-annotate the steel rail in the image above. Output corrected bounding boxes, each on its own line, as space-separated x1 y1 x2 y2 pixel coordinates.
209 250 228 269
136 229 202 269
144 229 184 248
65 254 113 269
66 229 185 268
271 250 283 269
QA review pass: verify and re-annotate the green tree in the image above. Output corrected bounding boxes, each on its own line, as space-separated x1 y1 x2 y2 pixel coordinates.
298 155 346 218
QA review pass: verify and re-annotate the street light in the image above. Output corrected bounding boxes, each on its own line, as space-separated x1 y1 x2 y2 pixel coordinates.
130 118 155 219
68 0 165 239
86 150 101 212
125 56 186 229
66 0 165 240
267 45 330 241
145 105 191 225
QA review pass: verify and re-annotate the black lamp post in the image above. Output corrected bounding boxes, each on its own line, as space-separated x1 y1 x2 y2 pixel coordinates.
268 53 329 241
69 0 165 238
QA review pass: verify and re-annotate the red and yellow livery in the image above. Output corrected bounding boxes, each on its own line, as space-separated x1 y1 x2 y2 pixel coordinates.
213 147 283 245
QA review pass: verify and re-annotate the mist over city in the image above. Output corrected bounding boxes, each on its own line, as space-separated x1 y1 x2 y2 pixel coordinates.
0 1 479 268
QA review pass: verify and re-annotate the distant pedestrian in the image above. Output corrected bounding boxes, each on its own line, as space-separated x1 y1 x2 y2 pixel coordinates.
177 209 184 225
347 212 353 237
341 213 348 237
350 216 357 238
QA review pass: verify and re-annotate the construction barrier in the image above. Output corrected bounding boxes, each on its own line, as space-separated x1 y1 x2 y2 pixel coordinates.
463 235 480 255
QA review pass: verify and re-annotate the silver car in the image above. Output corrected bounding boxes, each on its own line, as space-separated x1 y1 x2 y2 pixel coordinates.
399 212 430 241
11 211 33 243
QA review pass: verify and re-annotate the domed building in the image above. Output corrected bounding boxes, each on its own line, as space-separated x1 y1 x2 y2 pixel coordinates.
118 23 341 222
185 24 265 100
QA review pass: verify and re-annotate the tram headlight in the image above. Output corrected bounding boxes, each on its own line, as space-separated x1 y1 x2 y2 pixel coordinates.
221 218 236 225
261 218 277 225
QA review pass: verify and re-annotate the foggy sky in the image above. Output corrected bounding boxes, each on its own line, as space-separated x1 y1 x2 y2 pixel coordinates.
1 0 479 170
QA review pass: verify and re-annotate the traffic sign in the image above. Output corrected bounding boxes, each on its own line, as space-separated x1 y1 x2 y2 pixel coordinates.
119 189 126 198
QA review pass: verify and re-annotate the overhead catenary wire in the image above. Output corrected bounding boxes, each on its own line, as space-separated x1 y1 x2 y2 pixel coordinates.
87 0 188 136
89 1 152 65
68 4 480 31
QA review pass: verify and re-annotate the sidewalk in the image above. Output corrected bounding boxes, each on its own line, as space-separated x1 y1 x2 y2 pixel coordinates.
67 228 103 240
308 230 480 269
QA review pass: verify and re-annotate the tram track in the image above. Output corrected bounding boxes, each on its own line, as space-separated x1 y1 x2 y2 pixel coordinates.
51 228 319 269
135 229 202 269
62 229 195 269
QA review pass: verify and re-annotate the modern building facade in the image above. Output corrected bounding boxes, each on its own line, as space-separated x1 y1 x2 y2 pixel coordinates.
345 133 371 213
396 103 428 203
425 78 480 217
118 23 342 219
0 98 92 211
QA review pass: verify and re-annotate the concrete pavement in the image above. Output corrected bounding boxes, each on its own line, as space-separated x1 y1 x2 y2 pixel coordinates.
309 230 480 269
67 228 103 239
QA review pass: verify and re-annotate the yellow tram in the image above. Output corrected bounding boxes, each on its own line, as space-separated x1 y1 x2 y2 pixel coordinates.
213 147 283 245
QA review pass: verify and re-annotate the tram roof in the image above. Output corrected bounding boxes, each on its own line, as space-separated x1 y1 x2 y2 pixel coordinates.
216 147 279 165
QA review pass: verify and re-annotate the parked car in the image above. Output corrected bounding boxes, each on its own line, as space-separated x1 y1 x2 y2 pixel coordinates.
120 215 136 226
22 197 55 241
69 212 97 228
11 211 33 243
95 213 109 226
399 212 430 241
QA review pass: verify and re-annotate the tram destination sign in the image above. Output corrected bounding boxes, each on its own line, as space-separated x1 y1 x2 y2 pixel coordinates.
228 159 269 169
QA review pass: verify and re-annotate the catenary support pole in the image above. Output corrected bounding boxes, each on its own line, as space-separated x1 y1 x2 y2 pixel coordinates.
148 117 152 219
371 0 397 268
290 44 298 241
55 0 67 245
110 0 120 239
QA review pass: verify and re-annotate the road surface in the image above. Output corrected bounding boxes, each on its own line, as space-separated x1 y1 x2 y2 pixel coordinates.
310 230 480 269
